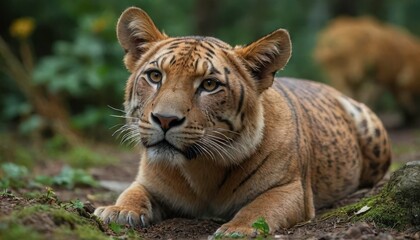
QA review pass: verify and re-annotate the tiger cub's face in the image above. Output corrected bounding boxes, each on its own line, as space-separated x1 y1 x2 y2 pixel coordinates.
118 8 291 166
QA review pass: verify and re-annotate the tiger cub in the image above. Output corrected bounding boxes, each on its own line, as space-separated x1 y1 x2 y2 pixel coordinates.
94 7 391 237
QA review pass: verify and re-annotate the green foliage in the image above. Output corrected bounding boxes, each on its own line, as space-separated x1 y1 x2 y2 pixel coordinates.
53 166 98 188
0 162 29 189
252 217 270 236
107 222 143 239
2 0 420 137
0 162 99 190
30 13 128 136
18 115 45 135
71 199 84 210
35 166 99 189
109 222 123 234
214 221 270 239
33 25 125 97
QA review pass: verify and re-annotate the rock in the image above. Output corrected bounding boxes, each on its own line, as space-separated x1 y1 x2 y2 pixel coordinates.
385 161 420 226
391 161 420 202
343 226 362 239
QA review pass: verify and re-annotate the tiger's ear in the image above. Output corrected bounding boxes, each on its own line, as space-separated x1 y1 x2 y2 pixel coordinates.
117 7 167 72
235 29 291 93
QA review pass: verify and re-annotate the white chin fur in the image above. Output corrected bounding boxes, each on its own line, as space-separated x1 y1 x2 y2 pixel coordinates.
146 147 186 166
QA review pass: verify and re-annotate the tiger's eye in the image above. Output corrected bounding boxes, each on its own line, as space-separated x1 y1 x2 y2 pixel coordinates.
201 79 220 92
147 70 162 83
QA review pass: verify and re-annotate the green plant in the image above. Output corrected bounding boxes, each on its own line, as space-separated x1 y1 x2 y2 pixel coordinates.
0 162 29 189
49 166 99 189
31 13 127 138
108 222 123 234
0 162 99 190
70 199 84 210
252 217 270 237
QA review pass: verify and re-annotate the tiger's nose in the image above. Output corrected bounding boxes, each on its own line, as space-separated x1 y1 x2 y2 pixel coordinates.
151 113 185 132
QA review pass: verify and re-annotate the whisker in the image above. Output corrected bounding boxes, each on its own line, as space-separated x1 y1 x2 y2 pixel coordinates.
209 136 244 156
198 137 224 160
113 124 135 138
196 141 216 161
108 105 126 113
209 132 234 143
213 127 240 135
110 114 139 120
109 123 125 130
122 131 141 146
200 137 235 162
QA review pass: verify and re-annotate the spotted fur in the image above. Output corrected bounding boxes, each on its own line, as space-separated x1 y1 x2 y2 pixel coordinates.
94 7 391 237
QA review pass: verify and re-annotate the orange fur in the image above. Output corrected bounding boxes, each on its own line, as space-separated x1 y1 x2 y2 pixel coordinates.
94 8 391 237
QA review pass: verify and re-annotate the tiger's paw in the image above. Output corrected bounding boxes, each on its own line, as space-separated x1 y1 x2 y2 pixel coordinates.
93 205 150 228
214 222 259 238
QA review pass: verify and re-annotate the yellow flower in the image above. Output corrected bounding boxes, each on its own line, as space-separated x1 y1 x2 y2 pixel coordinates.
91 17 107 33
10 17 36 39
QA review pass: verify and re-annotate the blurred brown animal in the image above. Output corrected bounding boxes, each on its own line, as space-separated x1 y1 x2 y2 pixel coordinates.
314 16 420 124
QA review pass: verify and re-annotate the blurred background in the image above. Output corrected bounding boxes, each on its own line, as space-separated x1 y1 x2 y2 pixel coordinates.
1 0 419 169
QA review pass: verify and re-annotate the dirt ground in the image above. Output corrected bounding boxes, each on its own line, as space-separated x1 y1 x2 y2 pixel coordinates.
1 127 419 239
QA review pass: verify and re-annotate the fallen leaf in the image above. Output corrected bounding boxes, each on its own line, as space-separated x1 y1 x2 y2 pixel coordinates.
355 205 371 215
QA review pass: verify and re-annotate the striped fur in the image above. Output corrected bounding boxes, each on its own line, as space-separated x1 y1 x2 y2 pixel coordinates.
94 7 391 237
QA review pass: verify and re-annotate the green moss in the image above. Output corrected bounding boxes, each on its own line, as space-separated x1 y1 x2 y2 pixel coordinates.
322 194 410 229
2 196 144 240
0 222 42 240
322 164 419 230
389 162 404 172
52 225 110 240
12 204 89 225
5 203 110 239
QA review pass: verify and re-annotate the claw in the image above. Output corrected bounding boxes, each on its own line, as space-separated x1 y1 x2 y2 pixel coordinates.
93 206 147 229
93 207 105 216
128 215 135 227
140 215 146 227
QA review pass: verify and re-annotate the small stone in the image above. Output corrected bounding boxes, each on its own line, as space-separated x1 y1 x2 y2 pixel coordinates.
358 222 372 234
83 201 95 214
376 232 393 240
344 226 362 239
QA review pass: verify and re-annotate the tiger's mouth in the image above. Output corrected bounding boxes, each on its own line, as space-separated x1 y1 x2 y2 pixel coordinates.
146 139 180 152
145 140 199 160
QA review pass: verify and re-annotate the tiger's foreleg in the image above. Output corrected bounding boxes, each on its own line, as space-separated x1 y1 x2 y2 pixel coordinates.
215 179 312 237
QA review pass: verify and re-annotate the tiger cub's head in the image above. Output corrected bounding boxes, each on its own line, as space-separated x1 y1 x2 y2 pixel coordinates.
118 7 291 166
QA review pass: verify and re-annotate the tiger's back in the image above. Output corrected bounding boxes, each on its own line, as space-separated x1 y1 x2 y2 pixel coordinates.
272 78 391 207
